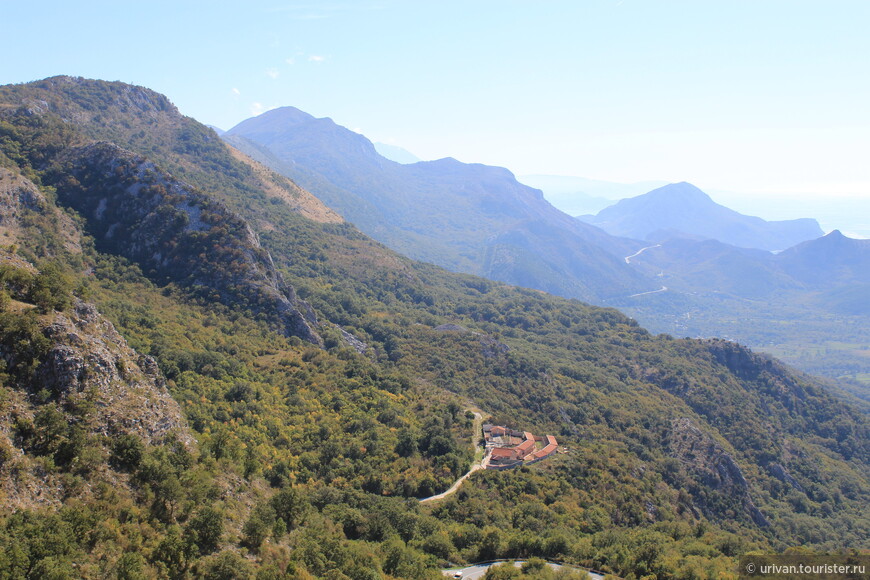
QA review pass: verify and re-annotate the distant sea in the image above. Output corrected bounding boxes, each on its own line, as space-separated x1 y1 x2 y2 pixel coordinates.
538 182 870 241
712 192 870 240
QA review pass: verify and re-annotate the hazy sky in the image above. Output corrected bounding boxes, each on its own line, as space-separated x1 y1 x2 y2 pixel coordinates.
3 0 869 202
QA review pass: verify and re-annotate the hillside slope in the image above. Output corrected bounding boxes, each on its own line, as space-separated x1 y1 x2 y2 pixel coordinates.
222 108 870 391
224 107 652 302
0 77 867 579
49 141 322 344
777 230 870 288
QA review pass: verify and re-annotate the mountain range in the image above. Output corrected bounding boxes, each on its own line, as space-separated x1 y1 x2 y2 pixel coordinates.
518 174 668 216
620 230 870 307
579 181 824 252
224 106 653 302
223 106 870 394
0 76 867 578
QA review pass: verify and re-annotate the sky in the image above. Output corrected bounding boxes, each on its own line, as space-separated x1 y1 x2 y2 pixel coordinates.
2 0 869 232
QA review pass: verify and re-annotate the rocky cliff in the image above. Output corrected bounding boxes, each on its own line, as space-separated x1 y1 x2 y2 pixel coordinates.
36 300 191 444
47 142 321 344
0 294 193 510
0 167 81 255
670 417 769 527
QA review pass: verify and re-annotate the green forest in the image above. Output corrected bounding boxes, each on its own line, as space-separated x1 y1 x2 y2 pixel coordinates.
0 77 867 579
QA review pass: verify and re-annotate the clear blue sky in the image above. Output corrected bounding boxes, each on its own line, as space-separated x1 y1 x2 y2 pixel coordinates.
3 0 869 203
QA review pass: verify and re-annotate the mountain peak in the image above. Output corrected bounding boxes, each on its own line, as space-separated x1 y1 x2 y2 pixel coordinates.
777 227 870 288
231 106 317 131
801 229 857 249
581 182 823 251
790 229 862 253
645 182 713 204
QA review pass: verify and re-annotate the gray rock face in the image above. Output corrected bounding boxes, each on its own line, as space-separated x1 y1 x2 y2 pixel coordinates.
670 417 769 526
51 142 322 345
434 323 470 333
769 463 804 492
37 300 193 445
337 325 368 354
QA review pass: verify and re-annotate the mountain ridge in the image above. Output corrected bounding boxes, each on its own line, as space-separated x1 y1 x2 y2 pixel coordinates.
580 181 824 251
0 76 867 579
225 107 653 302
224 104 870 390
374 142 421 164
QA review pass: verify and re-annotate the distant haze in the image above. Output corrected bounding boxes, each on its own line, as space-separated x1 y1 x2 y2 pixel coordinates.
374 142 421 165
3 1 869 207
578 182 823 252
523 174 870 239
518 175 668 216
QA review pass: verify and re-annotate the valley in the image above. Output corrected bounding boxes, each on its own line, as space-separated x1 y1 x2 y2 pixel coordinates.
222 107 870 398
0 77 867 580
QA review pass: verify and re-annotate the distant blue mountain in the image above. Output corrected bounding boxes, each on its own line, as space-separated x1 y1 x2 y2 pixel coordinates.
518 174 667 215
777 230 870 287
224 107 653 301
580 182 824 252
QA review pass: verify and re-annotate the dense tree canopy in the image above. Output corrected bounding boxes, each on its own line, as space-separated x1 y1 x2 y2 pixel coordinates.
0 77 867 579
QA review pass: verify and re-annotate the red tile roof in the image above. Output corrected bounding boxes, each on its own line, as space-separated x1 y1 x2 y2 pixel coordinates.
491 447 518 460
516 439 536 456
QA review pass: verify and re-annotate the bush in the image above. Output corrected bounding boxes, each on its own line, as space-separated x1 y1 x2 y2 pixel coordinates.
198 550 253 580
29 262 72 313
110 433 145 471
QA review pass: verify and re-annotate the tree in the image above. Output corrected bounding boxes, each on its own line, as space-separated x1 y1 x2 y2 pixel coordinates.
270 486 308 531
242 503 274 551
116 552 148 580
186 506 223 555
478 527 503 561
30 262 72 313
110 433 145 470
198 550 254 580
395 428 418 457
153 525 194 580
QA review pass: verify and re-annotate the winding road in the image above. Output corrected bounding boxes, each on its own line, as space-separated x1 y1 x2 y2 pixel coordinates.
624 243 661 264
627 285 668 298
442 560 606 579
420 411 490 503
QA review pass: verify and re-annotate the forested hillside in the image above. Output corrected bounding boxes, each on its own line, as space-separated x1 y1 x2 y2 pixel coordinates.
0 77 867 579
222 107 870 393
224 106 652 303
